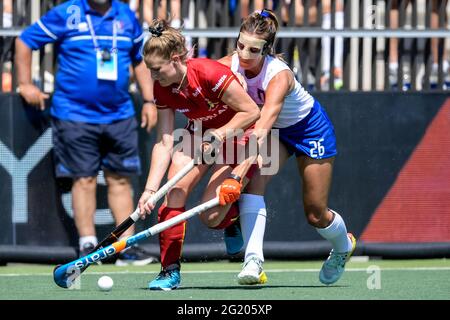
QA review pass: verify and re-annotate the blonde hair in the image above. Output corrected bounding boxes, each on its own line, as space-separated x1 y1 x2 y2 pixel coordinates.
143 19 188 61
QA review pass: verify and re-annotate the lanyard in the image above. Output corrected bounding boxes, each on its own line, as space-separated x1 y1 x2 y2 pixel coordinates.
86 14 117 52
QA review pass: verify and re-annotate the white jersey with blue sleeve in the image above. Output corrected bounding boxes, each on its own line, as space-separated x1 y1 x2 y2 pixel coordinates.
231 53 315 128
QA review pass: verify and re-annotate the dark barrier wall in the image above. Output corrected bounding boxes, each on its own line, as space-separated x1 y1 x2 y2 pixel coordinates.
0 92 449 262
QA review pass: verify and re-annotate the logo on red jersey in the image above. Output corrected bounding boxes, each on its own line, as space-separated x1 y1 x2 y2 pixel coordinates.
212 75 227 92
193 87 202 97
205 98 219 111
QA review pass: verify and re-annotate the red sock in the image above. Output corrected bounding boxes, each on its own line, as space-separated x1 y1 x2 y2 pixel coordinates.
158 205 186 269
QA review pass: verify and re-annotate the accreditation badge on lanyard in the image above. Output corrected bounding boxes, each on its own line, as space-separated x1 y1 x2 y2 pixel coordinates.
86 15 118 81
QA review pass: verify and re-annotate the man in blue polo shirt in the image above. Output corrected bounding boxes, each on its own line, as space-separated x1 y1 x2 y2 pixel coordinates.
15 0 157 265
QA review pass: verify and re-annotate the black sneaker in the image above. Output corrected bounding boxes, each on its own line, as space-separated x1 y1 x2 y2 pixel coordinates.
79 242 95 258
115 245 158 266
79 242 104 265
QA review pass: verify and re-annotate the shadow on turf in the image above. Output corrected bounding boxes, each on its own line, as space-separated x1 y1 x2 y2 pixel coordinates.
138 285 348 291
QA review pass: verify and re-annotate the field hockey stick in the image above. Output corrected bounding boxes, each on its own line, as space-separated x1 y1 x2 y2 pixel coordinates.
54 197 220 288
92 159 196 252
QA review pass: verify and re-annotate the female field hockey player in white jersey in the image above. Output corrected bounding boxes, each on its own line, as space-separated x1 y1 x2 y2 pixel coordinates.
218 9 356 286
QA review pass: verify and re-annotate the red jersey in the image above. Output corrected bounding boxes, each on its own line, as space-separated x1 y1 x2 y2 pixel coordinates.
154 58 238 129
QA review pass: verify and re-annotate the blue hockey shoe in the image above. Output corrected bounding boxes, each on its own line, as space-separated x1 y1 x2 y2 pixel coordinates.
148 265 181 291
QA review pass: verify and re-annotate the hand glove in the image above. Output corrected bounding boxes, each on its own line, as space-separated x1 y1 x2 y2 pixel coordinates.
219 175 242 206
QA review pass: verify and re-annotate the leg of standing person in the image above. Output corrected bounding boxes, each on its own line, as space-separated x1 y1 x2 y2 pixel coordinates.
275 99 355 285
168 0 181 27
167 1 192 49
229 110 355 286
104 173 134 238
147 133 211 290
235 134 291 285
189 130 275 285
286 0 319 86
389 0 400 87
240 0 250 19
430 0 449 88
98 116 157 266
105 171 157 266
277 1 303 80
296 155 355 285
72 176 98 256
388 0 412 89
2 0 13 92
148 145 253 290
254 0 267 12
321 0 344 89
240 0 267 20
142 0 154 26
199 130 263 231
51 119 101 257
143 0 172 22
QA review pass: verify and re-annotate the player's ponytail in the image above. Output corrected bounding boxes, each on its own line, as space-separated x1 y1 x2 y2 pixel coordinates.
258 9 279 32
143 19 188 61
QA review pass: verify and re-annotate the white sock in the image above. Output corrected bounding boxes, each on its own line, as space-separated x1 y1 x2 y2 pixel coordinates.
170 19 181 28
444 61 450 73
433 61 450 73
322 12 344 74
389 62 399 72
183 18 193 50
79 236 98 250
322 13 331 75
315 209 352 253
334 12 344 70
239 194 266 262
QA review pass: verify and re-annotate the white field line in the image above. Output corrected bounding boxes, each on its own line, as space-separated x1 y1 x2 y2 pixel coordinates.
1 267 450 277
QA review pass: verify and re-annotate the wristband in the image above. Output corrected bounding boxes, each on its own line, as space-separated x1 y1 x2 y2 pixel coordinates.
228 174 242 183
143 99 156 104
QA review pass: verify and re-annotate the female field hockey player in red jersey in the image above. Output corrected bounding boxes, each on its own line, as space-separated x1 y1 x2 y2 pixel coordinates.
137 19 261 290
